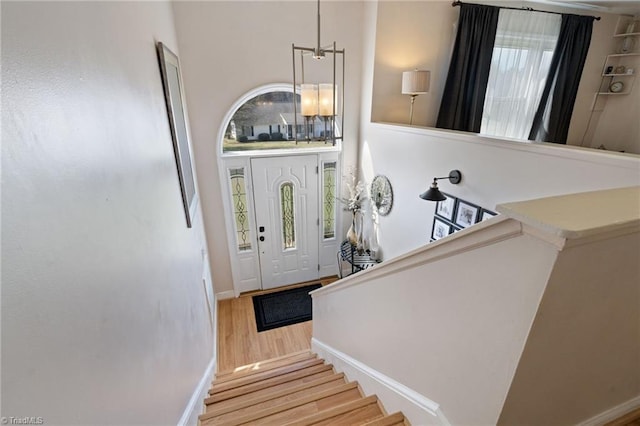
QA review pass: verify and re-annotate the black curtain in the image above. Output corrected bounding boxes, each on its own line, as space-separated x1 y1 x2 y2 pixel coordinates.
436 3 499 133
529 14 593 144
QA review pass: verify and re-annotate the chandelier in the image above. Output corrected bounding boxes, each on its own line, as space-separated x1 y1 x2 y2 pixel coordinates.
292 0 345 146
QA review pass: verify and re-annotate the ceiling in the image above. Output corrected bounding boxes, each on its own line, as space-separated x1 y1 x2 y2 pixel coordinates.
531 0 640 15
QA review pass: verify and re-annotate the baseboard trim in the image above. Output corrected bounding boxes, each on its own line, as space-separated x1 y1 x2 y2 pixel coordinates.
577 394 640 426
311 338 450 426
177 355 216 426
215 290 235 300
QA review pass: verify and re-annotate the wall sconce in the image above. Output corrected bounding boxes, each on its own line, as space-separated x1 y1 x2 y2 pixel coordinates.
292 0 345 145
419 170 462 201
402 69 430 125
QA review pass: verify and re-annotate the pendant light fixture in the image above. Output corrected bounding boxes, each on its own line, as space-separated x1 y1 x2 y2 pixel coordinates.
292 0 345 146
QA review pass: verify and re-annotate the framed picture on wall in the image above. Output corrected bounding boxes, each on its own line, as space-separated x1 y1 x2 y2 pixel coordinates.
454 200 480 228
157 41 198 228
435 193 456 221
480 209 498 221
431 217 452 241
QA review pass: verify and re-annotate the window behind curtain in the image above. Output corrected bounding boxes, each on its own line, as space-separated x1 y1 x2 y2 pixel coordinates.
481 10 561 139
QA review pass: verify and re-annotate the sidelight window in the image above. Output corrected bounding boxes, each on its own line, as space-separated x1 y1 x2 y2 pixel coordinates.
229 167 252 251
322 162 336 239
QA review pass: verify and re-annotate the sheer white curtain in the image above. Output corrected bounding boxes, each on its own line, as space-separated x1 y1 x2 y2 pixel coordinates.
481 9 561 139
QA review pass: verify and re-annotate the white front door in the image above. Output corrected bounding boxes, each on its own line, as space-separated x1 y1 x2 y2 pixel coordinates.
251 155 320 289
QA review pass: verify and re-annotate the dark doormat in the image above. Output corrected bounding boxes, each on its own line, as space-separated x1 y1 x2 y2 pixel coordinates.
252 283 322 332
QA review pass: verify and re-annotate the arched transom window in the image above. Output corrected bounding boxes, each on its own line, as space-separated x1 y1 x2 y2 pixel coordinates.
222 88 340 153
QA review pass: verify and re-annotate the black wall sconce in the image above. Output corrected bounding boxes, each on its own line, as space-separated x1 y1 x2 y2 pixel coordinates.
419 170 462 201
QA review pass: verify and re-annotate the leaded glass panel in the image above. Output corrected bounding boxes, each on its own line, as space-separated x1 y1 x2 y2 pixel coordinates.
280 182 296 249
229 168 252 251
323 162 336 239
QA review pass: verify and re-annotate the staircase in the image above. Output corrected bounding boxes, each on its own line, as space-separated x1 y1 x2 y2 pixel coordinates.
199 350 409 426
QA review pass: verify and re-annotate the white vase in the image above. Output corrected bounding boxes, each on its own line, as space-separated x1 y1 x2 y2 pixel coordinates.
346 215 358 246
625 20 638 34
621 36 635 53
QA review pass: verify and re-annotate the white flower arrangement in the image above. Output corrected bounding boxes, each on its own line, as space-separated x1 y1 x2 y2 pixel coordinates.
340 172 366 212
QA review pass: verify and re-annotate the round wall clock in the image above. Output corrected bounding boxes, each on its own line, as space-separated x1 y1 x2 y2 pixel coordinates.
609 81 624 93
371 175 393 216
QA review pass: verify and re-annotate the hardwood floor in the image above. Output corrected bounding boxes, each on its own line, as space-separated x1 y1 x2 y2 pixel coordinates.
216 277 338 373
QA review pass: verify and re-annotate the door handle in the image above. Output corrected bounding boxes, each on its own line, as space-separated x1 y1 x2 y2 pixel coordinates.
259 236 265 242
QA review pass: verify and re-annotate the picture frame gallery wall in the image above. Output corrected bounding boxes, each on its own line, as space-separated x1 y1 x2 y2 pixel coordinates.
430 193 497 242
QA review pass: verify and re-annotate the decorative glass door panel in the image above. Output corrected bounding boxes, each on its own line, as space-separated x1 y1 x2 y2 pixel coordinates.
280 182 296 250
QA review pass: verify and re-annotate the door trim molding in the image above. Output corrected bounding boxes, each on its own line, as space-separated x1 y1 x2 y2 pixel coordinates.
216 84 343 298
219 152 341 297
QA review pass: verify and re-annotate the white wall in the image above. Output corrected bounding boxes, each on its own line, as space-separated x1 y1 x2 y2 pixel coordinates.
2 2 214 424
371 1 458 127
370 1 639 153
360 124 640 260
312 219 560 425
313 193 640 424
577 13 640 154
358 0 640 264
170 0 639 294
499 230 640 425
171 1 364 295
588 59 640 153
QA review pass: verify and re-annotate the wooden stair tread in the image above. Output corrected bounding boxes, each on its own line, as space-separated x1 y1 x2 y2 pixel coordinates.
203 379 349 424
205 369 336 410
362 412 409 426
210 358 325 394
206 364 335 403
199 374 347 422
203 382 360 426
282 395 381 426
240 387 363 426
214 350 316 382
203 351 408 426
311 403 385 426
